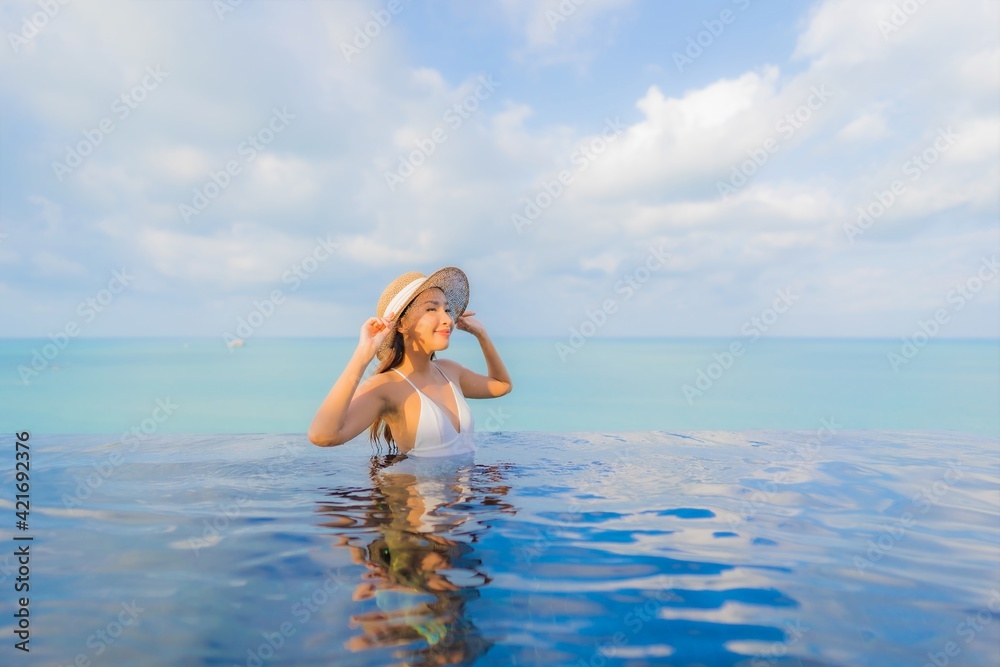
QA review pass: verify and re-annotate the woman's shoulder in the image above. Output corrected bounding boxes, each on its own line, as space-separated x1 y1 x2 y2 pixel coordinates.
434 358 466 377
363 368 402 391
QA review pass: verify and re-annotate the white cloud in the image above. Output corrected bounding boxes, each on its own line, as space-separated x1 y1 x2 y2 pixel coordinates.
505 0 632 48
135 222 323 289
26 195 62 235
32 251 87 277
242 154 322 211
0 0 997 338
837 110 887 142
579 250 627 274
947 116 1000 164
792 0 896 67
146 145 215 182
543 68 782 204
498 0 635 69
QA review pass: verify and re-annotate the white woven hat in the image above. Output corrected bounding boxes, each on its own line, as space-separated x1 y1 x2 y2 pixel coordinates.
375 267 469 361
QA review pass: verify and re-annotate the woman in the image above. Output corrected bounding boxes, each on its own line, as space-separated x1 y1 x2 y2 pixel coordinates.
308 266 512 455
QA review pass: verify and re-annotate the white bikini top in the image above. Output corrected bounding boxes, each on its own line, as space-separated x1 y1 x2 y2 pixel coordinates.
391 362 475 457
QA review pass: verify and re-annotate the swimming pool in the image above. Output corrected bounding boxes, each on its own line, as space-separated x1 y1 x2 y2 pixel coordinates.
4 429 998 666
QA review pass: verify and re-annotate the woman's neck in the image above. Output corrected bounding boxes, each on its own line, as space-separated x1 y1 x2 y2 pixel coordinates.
396 352 435 378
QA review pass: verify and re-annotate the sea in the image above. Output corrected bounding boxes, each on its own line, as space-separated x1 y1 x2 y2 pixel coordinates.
1 337 997 436
0 337 998 666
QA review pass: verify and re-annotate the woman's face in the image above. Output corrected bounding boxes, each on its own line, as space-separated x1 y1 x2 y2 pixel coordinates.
398 287 454 354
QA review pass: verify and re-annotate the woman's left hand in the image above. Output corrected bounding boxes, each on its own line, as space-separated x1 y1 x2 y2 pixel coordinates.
455 310 485 337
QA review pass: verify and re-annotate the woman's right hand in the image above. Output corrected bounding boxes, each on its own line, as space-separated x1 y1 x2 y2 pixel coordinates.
357 312 395 359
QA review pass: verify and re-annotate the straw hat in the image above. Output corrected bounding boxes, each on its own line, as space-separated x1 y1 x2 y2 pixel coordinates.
375 266 469 361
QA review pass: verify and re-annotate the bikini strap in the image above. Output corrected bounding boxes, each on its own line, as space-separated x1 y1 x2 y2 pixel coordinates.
393 365 453 391
391 368 420 392
432 362 454 385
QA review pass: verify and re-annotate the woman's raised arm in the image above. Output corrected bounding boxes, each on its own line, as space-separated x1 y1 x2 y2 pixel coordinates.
453 310 512 399
308 315 394 446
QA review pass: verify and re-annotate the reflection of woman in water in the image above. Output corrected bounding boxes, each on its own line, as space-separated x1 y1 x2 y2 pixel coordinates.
308 266 512 455
316 453 516 664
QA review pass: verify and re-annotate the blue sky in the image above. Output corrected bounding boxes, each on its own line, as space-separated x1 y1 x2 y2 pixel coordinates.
0 0 997 340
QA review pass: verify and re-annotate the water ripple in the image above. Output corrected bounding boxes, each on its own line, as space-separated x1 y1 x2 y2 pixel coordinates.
4 430 997 666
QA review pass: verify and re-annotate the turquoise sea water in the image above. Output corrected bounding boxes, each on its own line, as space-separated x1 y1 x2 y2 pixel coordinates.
2 430 997 666
1 337 998 436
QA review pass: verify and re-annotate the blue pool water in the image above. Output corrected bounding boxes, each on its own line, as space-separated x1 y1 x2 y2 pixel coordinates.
3 430 998 666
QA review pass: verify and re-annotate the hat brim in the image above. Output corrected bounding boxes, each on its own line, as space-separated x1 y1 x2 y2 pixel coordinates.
376 267 469 361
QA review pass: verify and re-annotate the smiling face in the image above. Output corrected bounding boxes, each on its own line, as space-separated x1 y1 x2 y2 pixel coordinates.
397 287 454 356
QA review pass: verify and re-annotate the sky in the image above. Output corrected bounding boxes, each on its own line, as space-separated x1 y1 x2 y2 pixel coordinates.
0 0 997 340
